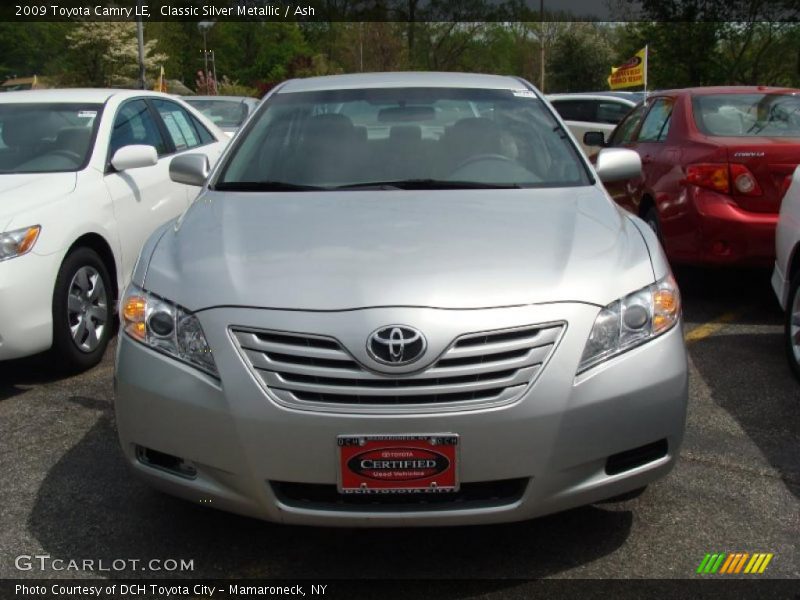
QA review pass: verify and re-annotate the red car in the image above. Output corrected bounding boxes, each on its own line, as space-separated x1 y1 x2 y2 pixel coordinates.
591 86 800 266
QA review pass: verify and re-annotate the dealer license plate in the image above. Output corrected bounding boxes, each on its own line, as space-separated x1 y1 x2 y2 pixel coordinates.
337 434 459 494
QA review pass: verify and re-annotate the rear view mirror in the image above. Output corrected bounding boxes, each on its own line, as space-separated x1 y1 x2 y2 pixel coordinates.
378 106 436 122
110 145 157 171
170 153 210 187
583 131 606 148
594 148 642 183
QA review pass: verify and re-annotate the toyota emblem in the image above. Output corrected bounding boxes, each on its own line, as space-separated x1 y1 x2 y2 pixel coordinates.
367 325 426 366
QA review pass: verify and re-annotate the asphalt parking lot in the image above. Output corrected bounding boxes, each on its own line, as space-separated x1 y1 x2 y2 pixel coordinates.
0 267 798 583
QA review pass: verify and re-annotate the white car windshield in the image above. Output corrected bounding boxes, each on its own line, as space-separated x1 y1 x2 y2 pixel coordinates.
217 87 590 190
0 103 102 173
185 99 249 129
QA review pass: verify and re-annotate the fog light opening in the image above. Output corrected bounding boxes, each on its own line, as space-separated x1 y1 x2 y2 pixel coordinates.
136 445 197 479
605 439 668 476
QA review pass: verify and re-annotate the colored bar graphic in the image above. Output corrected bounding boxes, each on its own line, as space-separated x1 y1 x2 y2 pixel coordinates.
758 554 773 573
699 552 774 575
710 553 725 573
697 554 712 574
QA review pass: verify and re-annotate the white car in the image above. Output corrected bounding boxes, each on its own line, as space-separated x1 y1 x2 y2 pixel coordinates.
0 89 227 370
773 165 800 381
547 92 641 156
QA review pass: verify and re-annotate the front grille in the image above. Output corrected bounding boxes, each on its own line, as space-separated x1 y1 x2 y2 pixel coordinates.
270 479 528 512
231 323 563 409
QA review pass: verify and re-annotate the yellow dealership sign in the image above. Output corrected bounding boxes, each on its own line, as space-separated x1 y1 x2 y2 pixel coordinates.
608 47 648 90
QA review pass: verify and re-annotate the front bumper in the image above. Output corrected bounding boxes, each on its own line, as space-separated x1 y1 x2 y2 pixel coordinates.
115 302 688 526
0 251 60 360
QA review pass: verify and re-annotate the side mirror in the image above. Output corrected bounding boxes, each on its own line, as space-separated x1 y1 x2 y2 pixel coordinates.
595 148 642 183
583 131 606 148
170 153 210 187
110 145 157 171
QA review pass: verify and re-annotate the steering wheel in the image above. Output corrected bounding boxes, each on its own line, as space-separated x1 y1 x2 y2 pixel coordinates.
45 149 83 163
452 153 516 173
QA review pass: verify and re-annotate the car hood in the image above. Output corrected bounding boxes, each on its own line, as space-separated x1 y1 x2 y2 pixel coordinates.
144 187 655 311
0 173 77 231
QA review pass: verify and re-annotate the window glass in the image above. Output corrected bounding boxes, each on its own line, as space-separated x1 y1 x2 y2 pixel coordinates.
596 101 632 124
110 100 167 156
217 87 591 189
637 98 673 142
608 103 645 146
693 93 800 137
183 99 248 129
551 100 595 122
0 102 101 173
190 114 215 144
151 99 202 151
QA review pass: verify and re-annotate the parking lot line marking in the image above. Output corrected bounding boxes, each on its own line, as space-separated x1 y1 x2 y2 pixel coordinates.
685 310 744 344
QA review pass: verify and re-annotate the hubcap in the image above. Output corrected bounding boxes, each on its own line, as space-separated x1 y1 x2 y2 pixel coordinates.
67 266 108 353
791 286 800 364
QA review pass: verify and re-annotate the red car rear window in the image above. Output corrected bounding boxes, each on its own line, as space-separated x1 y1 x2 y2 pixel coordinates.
693 93 800 137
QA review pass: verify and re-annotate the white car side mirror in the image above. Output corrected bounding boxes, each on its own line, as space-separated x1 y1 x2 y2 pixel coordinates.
111 145 158 171
595 148 642 183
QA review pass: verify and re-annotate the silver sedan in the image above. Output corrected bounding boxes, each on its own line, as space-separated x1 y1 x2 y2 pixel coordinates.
115 72 688 526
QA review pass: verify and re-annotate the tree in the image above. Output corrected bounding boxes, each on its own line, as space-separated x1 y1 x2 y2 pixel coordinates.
547 23 615 92
64 22 166 87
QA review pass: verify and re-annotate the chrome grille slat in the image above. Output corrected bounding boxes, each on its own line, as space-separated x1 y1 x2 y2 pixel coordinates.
233 331 350 361
246 344 551 381
261 366 537 397
232 323 563 409
445 327 561 359
271 385 526 407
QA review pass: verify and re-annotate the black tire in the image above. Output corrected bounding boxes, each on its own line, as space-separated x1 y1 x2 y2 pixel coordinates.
784 272 800 382
51 247 113 373
643 205 663 244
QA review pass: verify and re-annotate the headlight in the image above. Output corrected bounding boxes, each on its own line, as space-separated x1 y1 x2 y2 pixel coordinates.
121 284 218 377
0 225 40 261
578 275 681 374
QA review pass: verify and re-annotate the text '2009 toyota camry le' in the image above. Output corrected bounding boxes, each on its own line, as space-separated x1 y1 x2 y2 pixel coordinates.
114 72 688 526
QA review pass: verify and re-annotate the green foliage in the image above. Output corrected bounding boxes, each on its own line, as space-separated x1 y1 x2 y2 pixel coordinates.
216 76 259 98
1 16 798 93
547 24 615 92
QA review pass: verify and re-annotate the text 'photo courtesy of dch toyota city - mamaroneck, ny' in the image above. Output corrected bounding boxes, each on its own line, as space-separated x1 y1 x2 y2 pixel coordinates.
0 0 798 598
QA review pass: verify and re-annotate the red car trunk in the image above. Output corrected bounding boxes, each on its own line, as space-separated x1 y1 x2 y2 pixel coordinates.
725 138 800 213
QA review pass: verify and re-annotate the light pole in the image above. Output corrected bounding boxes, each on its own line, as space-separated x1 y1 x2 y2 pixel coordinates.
198 21 215 93
136 0 146 89
539 0 545 92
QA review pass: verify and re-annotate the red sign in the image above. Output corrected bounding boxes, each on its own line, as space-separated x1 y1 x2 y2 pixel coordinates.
338 435 459 493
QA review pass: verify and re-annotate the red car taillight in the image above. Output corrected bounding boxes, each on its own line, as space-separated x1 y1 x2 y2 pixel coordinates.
685 164 729 194
729 164 762 196
685 163 762 197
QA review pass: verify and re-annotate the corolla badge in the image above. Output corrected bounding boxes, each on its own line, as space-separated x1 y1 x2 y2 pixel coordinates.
367 325 426 365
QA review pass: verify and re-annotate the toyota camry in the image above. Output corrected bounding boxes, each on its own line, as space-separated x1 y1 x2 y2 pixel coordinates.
114 72 688 526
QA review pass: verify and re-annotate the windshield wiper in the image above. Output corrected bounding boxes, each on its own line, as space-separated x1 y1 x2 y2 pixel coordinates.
213 181 327 192
335 179 523 190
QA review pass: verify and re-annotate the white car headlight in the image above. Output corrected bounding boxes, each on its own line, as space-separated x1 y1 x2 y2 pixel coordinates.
121 284 218 377
578 275 681 374
0 225 40 261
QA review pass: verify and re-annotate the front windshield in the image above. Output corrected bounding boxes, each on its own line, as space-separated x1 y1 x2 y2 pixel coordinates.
0 103 101 173
185 99 249 129
217 87 590 190
693 93 800 137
